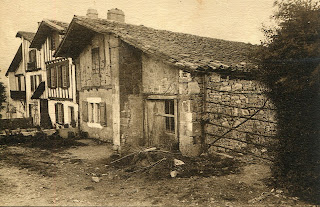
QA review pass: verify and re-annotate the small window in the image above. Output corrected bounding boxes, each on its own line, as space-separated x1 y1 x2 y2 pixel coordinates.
29 50 36 63
92 47 100 73
82 101 107 126
164 100 175 133
27 50 37 71
88 103 100 123
17 76 22 91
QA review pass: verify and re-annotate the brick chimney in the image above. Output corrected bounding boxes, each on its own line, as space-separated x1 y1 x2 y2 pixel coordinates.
87 8 98 19
107 8 125 22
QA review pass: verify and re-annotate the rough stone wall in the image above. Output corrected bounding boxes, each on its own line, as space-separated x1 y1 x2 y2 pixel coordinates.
118 41 143 146
142 54 179 95
178 71 204 156
205 73 277 153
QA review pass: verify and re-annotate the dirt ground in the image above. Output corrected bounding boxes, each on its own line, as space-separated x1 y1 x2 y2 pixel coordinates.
0 137 311 206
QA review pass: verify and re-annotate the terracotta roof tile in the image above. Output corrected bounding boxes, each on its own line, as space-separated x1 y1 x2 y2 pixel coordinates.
16 31 35 42
58 16 256 72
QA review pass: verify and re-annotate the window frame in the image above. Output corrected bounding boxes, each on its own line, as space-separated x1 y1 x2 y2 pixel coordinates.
164 100 175 133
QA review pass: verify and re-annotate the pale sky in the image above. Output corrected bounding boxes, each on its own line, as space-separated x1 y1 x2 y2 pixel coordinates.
0 0 276 79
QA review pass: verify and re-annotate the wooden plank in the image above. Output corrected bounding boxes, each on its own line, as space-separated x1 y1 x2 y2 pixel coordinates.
147 95 177 100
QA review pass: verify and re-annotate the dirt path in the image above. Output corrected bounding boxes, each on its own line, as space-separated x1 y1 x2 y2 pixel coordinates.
0 139 308 206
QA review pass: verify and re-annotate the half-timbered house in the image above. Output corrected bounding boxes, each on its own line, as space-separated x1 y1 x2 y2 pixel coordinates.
30 19 78 129
5 32 35 119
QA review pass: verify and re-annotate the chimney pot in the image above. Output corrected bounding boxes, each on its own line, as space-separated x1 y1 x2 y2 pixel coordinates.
87 8 98 19
107 8 125 23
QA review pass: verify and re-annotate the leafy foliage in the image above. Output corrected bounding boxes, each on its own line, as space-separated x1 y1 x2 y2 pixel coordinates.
0 82 6 119
253 0 320 204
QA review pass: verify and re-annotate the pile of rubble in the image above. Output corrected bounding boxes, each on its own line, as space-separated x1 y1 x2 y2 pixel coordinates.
108 147 240 179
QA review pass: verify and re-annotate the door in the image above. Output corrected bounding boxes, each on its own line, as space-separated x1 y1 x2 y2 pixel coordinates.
145 99 178 150
40 99 52 128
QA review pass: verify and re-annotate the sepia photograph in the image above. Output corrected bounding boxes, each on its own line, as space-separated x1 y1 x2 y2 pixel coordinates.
0 0 319 206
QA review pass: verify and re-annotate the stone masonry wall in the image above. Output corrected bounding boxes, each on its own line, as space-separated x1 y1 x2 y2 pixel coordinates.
205 73 277 155
119 41 143 146
178 70 204 156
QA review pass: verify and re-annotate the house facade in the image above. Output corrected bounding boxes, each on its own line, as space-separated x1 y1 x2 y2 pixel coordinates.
5 32 35 120
54 9 277 156
29 19 78 129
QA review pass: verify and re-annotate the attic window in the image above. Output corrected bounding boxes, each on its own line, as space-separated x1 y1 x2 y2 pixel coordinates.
27 50 37 71
92 47 100 73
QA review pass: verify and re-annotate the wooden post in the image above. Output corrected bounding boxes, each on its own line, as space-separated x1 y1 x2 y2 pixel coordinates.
108 34 121 148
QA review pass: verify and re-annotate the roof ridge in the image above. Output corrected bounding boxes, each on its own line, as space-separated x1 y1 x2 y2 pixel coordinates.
74 15 253 46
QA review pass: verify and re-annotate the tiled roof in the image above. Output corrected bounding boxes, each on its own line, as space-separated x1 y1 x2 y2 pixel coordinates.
5 44 22 76
16 31 35 42
30 19 69 49
46 19 69 31
56 16 256 72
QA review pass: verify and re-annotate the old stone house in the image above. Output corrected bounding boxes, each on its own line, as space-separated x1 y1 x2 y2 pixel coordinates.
56 9 276 155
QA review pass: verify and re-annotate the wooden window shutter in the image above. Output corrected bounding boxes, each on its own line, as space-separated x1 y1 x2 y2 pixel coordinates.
51 66 57 88
61 104 64 124
55 103 58 123
62 65 70 88
82 101 88 122
57 66 62 88
66 65 70 87
100 102 107 126
47 67 51 88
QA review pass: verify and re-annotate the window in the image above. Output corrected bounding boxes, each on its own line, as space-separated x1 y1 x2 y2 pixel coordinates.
29 50 36 63
88 103 100 123
16 75 23 91
92 47 100 73
164 100 175 133
82 100 107 126
27 50 37 70
47 63 69 89
55 103 64 124
30 75 42 92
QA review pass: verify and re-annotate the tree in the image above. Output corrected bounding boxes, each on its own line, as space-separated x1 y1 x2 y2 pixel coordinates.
253 0 320 203
0 81 6 119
